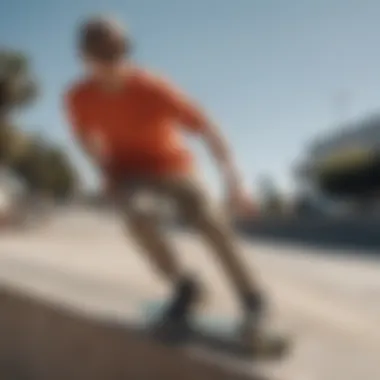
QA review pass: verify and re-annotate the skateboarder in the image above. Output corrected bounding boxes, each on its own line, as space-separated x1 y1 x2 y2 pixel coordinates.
65 15 268 339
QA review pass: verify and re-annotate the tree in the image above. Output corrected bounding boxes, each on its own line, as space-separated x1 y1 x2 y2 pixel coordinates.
0 50 38 122
0 50 38 166
11 138 77 200
0 49 76 200
41 146 77 199
258 175 284 215
0 123 31 165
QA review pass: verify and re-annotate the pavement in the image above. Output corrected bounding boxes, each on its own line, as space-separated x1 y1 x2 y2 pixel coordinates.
0 207 380 380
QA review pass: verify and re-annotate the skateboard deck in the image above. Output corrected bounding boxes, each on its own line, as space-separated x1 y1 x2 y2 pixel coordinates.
142 299 292 361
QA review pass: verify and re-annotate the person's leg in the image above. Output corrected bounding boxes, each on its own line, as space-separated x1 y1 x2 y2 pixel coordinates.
161 176 266 328
116 180 200 322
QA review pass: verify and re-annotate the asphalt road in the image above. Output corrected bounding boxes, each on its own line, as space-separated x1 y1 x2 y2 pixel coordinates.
0 208 380 380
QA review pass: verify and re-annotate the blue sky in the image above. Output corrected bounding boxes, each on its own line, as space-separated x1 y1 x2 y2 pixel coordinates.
3 0 380 196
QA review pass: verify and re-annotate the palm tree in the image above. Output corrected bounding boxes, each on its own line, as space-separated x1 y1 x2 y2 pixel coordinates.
0 50 38 167
0 50 38 121
0 49 76 201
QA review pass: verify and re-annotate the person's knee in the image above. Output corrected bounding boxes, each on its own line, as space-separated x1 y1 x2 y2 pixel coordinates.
125 208 152 231
201 208 231 238
182 189 231 238
167 177 227 232
185 197 230 238
176 182 210 220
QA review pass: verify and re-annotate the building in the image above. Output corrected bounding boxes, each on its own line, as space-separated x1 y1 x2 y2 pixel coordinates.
296 113 380 202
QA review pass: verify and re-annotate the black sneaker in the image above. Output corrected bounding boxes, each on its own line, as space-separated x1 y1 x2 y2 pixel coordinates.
155 277 200 342
240 291 266 337
239 292 289 358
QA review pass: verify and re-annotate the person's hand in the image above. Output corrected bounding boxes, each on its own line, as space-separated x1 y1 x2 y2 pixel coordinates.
84 130 110 168
226 182 255 217
222 164 255 217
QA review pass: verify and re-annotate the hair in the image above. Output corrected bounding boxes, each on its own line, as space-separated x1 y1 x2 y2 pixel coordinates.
78 15 131 62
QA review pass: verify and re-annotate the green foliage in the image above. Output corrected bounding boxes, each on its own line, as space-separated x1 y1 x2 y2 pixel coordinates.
258 175 284 215
0 49 76 200
40 145 77 199
0 50 38 117
11 137 77 200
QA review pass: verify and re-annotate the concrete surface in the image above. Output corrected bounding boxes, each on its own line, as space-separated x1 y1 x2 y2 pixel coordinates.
0 207 380 380
0 288 262 380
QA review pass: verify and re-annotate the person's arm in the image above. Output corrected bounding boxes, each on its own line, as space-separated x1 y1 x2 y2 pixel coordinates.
64 88 108 167
200 122 244 190
158 78 243 190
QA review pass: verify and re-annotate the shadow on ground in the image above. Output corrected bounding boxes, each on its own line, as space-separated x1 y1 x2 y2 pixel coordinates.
0 287 265 380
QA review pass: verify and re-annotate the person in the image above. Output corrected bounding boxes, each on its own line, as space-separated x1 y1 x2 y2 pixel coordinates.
64 15 268 338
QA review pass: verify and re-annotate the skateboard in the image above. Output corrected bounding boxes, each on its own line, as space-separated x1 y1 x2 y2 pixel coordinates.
142 299 292 361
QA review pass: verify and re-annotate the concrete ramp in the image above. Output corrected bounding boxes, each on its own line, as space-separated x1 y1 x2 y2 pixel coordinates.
0 282 264 380
3 209 380 379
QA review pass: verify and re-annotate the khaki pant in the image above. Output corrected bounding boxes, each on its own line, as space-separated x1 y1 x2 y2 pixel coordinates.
114 175 257 299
